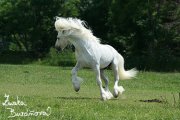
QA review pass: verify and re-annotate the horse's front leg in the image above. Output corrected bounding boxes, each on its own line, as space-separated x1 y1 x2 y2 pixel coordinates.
94 65 111 100
71 62 82 92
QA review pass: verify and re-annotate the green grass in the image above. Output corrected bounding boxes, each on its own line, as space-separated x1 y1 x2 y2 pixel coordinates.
0 64 180 120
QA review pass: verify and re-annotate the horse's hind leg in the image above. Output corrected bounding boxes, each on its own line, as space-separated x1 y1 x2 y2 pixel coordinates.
100 70 113 99
112 60 125 98
71 62 82 92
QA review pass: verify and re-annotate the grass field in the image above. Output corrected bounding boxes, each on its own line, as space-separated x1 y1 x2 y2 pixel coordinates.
0 64 180 120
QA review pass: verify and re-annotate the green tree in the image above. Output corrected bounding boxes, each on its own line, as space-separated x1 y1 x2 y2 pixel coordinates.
107 0 180 70
79 0 111 41
0 0 80 52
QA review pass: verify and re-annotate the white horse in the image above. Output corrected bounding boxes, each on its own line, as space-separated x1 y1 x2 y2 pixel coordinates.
54 17 137 100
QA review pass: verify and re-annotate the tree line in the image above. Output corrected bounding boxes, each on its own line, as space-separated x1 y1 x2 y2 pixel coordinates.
0 0 179 71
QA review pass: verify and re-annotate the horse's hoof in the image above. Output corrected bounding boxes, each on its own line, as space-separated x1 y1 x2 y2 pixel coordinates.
113 92 119 98
113 94 118 98
74 88 80 92
113 86 125 98
72 80 80 92
113 89 119 98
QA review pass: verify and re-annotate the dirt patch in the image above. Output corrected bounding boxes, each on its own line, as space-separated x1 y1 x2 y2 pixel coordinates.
139 99 163 103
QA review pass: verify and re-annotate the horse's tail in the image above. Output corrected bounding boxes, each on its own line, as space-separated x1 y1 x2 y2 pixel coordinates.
117 54 137 80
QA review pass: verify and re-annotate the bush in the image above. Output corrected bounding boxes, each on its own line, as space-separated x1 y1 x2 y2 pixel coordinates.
125 55 180 72
42 47 76 66
0 51 37 64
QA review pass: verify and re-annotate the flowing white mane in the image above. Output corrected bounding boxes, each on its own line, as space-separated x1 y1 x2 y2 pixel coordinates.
55 17 100 43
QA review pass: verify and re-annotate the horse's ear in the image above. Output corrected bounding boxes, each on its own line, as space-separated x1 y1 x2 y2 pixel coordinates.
55 16 61 21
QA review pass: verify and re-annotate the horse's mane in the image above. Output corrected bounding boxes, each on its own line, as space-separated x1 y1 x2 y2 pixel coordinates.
55 17 100 43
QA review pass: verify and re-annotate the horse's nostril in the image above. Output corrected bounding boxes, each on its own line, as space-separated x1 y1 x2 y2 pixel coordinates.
55 46 62 52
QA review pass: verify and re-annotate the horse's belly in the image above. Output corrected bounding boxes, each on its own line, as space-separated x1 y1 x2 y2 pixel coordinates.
99 45 115 69
100 56 113 69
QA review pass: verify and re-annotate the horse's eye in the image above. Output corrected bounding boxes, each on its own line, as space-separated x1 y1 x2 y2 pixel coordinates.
62 30 65 34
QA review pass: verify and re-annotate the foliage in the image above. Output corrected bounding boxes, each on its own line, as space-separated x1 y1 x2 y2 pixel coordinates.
79 0 111 41
0 0 80 52
108 0 180 56
0 51 37 64
0 0 179 71
41 47 76 66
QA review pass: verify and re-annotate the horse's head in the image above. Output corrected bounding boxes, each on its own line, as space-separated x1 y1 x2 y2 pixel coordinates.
55 32 69 50
54 17 73 50
54 17 99 50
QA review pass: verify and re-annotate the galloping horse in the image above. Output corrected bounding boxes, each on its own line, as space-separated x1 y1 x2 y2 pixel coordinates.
55 17 137 100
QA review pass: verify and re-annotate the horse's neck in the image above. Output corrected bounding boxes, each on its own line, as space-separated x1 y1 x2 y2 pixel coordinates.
69 37 97 53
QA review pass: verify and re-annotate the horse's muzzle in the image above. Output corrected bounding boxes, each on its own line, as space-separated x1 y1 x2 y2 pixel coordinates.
55 46 62 52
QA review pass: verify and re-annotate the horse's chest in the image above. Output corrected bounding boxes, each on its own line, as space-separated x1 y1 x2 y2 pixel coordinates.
75 51 96 67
